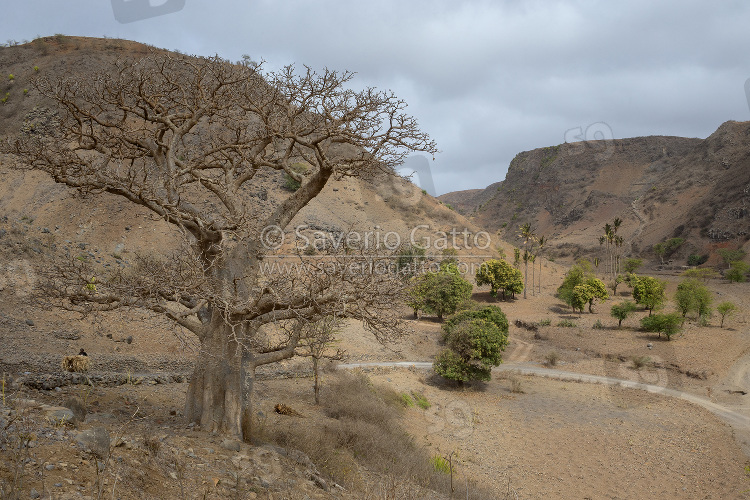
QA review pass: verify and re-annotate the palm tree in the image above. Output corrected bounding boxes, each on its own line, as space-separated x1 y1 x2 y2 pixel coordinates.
518 223 535 299
536 235 547 294
612 218 623 274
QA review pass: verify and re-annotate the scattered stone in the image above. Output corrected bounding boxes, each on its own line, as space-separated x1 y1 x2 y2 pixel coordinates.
220 439 241 452
45 464 55 471
25 319 34 326
647 343 653 350
63 396 87 425
126 335 133 344
30 488 40 499
75 426 110 458
44 407 74 425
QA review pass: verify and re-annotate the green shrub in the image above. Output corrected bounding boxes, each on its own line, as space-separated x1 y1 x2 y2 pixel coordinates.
640 313 682 340
33 66 39 72
610 301 637 327
557 319 576 327
400 393 415 407
538 318 551 326
434 317 507 383
412 392 430 410
631 356 650 369
429 455 454 474
717 301 738 328
726 261 750 283
687 254 708 266
592 319 604 329
544 351 559 366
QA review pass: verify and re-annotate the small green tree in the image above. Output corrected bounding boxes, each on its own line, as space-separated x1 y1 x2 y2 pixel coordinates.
641 313 682 340
726 261 750 283
717 301 738 328
434 317 508 383
408 262 473 321
653 238 685 264
296 316 345 404
570 278 608 313
718 248 747 269
623 258 643 274
632 276 667 315
682 267 719 283
556 259 594 309
674 279 712 321
610 274 625 296
475 258 523 301
610 301 637 327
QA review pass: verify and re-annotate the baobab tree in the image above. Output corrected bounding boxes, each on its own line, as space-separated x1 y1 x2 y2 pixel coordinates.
6 52 437 440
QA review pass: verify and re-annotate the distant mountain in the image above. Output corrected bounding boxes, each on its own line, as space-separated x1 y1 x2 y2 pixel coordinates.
439 122 750 265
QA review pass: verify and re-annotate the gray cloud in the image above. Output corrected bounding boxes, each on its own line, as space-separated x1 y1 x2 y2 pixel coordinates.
3 0 749 194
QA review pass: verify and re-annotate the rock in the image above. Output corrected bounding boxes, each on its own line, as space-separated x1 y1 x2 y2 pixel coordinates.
25 319 34 326
30 488 40 499
45 407 74 425
75 426 110 458
63 397 87 425
126 335 133 344
45 464 55 471
310 473 329 491
220 439 241 452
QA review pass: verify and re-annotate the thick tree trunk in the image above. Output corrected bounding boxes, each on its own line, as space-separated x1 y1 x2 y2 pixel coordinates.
185 320 246 439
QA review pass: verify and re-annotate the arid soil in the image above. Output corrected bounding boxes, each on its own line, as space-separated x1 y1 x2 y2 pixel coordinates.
3 258 750 499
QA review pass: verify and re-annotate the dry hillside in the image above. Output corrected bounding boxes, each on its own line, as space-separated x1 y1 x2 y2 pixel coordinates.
440 124 750 266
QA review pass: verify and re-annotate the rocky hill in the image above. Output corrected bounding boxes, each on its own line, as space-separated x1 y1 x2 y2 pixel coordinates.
0 36 495 266
440 122 750 265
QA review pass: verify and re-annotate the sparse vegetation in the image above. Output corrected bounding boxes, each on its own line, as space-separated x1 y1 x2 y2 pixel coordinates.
610 301 637 327
632 356 650 369
687 254 708 266
653 237 684 264
557 319 576 327
544 351 559 366
726 261 750 283
641 312 682 340
717 301 738 328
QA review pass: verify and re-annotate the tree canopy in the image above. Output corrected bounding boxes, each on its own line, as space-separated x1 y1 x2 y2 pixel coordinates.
475 258 523 301
408 262 473 321
631 276 667 315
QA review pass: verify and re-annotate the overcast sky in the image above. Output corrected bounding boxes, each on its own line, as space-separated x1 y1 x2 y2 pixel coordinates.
3 1 750 195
